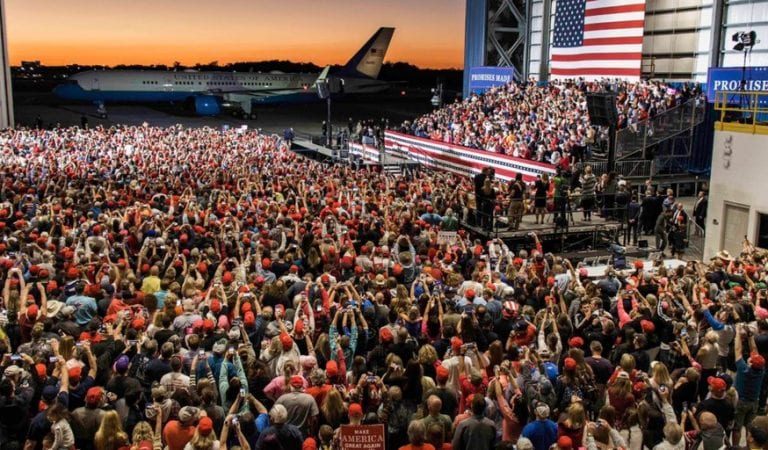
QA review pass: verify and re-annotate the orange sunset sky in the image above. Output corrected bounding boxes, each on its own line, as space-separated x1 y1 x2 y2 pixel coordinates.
6 0 465 69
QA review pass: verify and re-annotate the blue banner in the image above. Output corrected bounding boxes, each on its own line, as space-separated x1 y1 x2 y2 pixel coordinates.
706 66 768 103
468 66 515 94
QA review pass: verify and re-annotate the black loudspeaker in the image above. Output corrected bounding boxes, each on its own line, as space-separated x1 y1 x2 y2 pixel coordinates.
586 93 618 127
638 240 649 249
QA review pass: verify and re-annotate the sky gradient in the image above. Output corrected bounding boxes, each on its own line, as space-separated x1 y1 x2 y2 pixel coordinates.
7 0 465 69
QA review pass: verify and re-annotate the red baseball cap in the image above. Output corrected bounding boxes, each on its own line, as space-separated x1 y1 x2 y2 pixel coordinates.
68 366 82 382
640 320 655 333
750 352 766 370
379 327 393 343
557 436 573 450
348 403 363 417
564 357 577 371
197 417 213 436
325 360 338 377
708 376 727 393
290 375 304 388
85 387 103 407
280 333 293 350
35 363 47 379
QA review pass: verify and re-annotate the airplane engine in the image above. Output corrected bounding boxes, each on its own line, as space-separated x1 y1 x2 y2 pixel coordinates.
193 95 221 116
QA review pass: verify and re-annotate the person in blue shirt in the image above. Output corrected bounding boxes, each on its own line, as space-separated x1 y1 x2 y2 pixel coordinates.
733 324 766 446
65 281 97 327
521 402 557 450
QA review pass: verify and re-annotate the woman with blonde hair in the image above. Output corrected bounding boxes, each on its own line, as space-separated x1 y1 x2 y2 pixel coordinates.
183 417 219 450
263 360 298 402
58 336 75 362
314 333 331 369
94 410 129 450
558 401 587 445
650 362 673 394
619 353 636 376
607 371 636 430
59 335 84 370
320 388 347 429
418 344 438 380
696 330 720 399
130 421 154 445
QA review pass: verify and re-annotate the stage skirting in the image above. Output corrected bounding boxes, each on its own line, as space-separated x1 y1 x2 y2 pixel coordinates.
383 131 556 182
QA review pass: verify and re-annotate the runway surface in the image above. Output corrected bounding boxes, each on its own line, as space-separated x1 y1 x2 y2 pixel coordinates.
12 89 437 136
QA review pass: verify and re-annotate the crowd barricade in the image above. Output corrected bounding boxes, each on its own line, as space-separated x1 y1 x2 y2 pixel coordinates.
383 131 556 182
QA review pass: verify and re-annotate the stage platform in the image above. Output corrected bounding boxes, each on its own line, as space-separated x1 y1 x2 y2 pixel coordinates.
460 213 631 255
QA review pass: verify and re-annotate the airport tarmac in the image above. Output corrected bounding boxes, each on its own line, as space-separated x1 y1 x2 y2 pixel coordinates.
12 90 438 137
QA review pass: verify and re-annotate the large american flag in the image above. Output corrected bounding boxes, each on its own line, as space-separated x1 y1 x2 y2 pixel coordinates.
551 0 646 80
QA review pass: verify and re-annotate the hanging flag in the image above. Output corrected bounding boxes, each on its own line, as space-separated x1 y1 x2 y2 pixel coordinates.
551 0 646 80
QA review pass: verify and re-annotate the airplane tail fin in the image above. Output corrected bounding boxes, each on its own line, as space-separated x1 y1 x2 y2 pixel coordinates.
339 27 395 79
313 66 331 87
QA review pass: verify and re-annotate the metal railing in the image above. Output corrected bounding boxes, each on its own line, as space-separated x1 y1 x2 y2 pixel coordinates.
714 91 768 133
615 97 706 159
578 159 653 179
686 221 705 261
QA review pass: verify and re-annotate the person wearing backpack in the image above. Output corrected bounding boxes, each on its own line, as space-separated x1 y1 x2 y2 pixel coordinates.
128 339 156 399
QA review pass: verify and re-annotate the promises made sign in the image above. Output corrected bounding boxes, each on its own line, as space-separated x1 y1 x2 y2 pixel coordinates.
468 66 515 94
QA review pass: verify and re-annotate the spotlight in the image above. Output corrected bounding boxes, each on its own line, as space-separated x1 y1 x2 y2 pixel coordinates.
733 31 757 51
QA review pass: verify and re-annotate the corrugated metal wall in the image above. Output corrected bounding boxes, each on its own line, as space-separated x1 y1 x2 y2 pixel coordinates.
642 0 713 81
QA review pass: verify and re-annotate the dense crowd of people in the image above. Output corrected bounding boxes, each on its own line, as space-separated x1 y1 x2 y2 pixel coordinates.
0 123 764 450
398 79 702 167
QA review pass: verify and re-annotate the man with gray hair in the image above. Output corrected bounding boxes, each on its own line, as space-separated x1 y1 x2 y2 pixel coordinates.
275 375 319 439
521 402 557 450
515 437 534 450
253 404 303 450
172 299 201 331
406 420 429 448
420 395 452 443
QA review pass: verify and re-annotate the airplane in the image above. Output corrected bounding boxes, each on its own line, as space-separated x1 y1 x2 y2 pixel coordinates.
53 27 395 118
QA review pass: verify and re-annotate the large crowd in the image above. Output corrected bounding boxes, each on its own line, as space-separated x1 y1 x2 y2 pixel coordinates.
398 79 702 166
0 123 763 450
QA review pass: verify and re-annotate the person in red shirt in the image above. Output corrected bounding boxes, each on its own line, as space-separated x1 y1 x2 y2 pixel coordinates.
512 321 537 348
162 406 198 450
304 369 331 410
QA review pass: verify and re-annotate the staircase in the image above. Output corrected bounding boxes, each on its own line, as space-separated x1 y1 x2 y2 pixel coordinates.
586 98 708 179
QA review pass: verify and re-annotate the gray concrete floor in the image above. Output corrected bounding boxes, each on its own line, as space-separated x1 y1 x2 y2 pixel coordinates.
12 90 436 136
